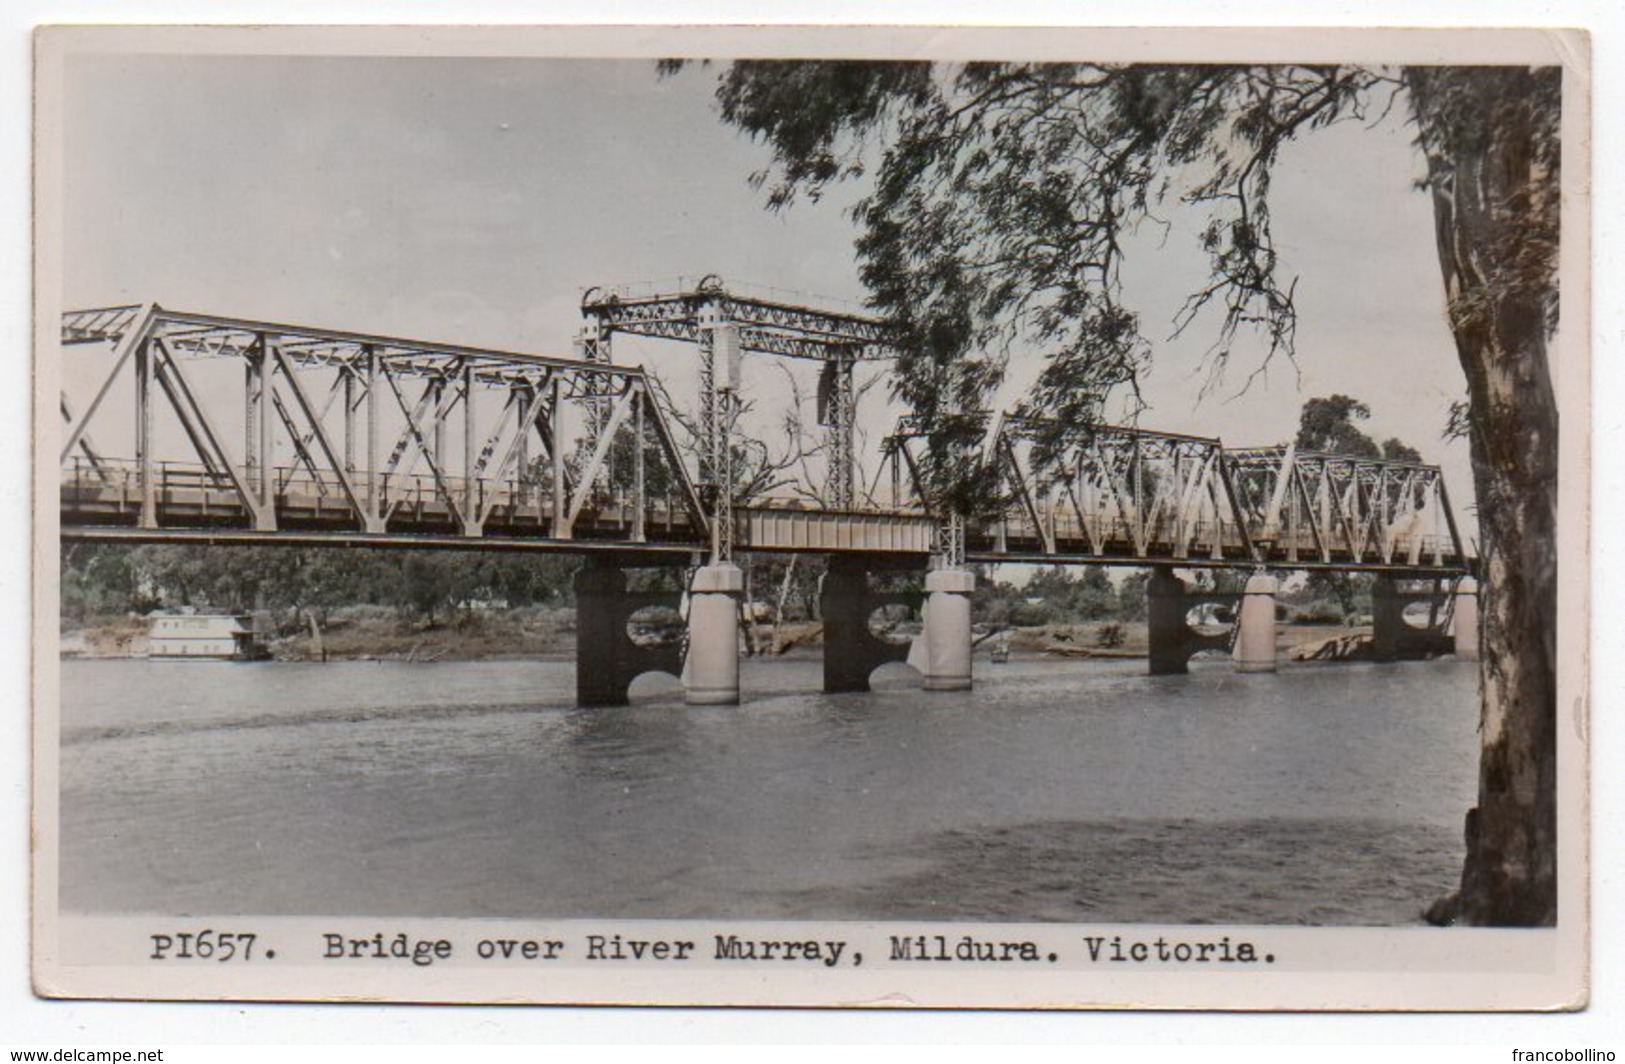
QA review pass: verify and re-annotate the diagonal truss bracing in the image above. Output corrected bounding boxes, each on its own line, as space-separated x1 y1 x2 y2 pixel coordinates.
983 416 1250 564
1225 445 1466 568
883 414 1469 572
58 304 708 547
57 301 1472 573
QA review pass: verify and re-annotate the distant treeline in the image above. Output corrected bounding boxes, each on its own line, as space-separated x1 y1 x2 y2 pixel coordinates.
60 543 580 627
62 543 1374 631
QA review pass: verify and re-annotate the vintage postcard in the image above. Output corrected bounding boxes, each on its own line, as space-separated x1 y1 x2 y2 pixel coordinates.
32 24 1590 1009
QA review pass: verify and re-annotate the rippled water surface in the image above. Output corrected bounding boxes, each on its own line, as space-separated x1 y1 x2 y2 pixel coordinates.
58 655 1479 924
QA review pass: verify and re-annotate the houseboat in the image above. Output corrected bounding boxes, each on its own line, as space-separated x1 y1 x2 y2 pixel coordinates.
148 610 261 660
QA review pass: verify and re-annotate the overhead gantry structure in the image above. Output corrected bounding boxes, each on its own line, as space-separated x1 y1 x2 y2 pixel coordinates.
579 276 898 562
576 277 917 700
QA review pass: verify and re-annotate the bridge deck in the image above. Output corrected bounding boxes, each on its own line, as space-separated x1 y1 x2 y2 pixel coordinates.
61 460 1469 573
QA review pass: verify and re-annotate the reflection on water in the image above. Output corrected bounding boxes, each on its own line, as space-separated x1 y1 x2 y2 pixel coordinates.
57 656 1479 924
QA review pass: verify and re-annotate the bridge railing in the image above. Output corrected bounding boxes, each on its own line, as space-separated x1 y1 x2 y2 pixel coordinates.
60 455 1470 570
969 512 1252 559
60 457 706 541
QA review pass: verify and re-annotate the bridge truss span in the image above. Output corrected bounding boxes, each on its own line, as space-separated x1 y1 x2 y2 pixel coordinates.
57 300 1473 577
883 414 1472 574
988 416 1250 564
59 303 710 549
1224 444 1468 570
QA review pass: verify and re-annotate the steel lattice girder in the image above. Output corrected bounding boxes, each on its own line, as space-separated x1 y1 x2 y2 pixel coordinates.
58 304 710 542
1224 445 1464 565
884 415 1470 569
580 286 897 361
61 304 145 345
59 303 1473 571
68 308 634 390
991 417 1243 560
881 414 1242 557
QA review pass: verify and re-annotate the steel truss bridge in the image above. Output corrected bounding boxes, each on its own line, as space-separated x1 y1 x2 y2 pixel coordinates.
57 292 1472 577
885 413 1470 572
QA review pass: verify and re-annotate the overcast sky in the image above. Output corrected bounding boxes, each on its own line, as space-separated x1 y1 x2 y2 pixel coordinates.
56 52 1478 506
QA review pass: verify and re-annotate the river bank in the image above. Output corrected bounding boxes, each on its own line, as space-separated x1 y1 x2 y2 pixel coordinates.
61 606 582 662
60 607 1366 664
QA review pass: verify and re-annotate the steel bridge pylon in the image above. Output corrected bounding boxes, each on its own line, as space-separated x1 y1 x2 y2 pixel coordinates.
579 276 897 544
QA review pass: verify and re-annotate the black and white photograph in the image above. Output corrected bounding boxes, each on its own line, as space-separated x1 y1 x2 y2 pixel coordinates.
30 24 1588 1010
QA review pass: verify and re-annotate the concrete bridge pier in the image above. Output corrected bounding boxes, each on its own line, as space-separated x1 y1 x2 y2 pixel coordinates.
1370 576 1454 662
1233 572 1279 673
1146 567 1235 675
573 557 684 707
1452 576 1480 661
685 562 744 705
918 567 976 691
819 555 923 693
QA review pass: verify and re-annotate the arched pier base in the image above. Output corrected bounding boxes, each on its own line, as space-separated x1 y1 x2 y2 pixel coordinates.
1370 576 1455 662
1146 567 1239 675
573 556 685 707
819 555 924 693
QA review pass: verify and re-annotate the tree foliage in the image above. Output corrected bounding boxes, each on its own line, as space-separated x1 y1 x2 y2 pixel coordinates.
974 564 1119 627
61 544 578 628
698 61 1411 482
690 58 1563 926
1295 395 1380 457
1116 570 1152 621
1295 394 1424 463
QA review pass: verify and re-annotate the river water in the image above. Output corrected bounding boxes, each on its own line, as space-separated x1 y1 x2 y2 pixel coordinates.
58 655 1479 925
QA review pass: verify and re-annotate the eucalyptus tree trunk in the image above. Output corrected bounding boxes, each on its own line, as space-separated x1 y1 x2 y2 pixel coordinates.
1406 67 1560 926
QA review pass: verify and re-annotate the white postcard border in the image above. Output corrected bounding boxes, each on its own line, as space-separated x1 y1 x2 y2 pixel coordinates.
29 21 1593 1013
